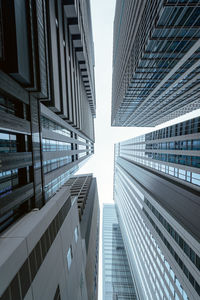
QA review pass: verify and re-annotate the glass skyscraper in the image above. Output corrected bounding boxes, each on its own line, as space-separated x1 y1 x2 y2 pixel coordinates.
102 204 138 300
118 116 200 189
111 0 200 127
111 1 200 299
114 118 200 300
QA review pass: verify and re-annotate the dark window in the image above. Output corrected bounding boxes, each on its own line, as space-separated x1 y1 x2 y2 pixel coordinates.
19 259 31 298
54 285 61 300
10 275 21 300
196 255 200 271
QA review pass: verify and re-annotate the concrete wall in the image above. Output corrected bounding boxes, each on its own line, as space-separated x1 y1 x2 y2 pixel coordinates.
0 185 88 300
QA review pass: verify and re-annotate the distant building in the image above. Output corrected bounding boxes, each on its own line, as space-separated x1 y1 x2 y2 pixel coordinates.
114 118 200 299
102 204 139 300
0 0 97 299
111 0 200 126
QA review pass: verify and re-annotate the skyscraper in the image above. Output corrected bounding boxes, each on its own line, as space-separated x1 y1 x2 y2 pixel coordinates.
102 204 139 300
66 174 100 300
111 0 200 127
0 173 99 300
0 0 98 299
0 0 95 232
114 118 200 299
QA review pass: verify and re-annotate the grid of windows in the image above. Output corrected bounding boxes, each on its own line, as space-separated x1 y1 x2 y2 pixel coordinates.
112 1 200 126
114 165 190 299
119 117 200 187
0 133 17 153
41 116 71 138
0 94 30 120
78 152 87 159
77 135 87 143
43 156 72 174
0 132 31 153
144 198 200 272
44 166 78 201
0 169 18 198
103 205 138 300
42 139 71 152
145 117 200 140
144 209 200 296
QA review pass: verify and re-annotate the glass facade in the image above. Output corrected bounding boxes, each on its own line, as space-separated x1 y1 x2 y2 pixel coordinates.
102 204 138 300
0 93 30 120
41 116 71 138
143 208 200 296
44 166 78 201
119 117 200 187
43 156 72 174
112 0 200 126
40 113 94 205
42 139 71 152
144 199 200 273
0 169 18 198
0 132 17 153
114 135 200 299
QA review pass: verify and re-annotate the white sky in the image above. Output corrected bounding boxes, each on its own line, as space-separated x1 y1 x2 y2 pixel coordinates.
76 0 151 203
75 1 200 299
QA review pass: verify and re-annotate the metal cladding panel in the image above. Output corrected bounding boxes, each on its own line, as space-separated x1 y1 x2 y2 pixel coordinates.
63 0 96 117
33 0 49 98
56 0 68 117
47 0 61 112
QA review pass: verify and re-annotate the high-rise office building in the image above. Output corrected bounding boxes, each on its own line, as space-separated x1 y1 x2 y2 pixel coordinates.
0 0 95 232
114 118 200 299
111 0 200 127
0 0 98 299
66 174 100 300
102 204 139 300
0 173 99 300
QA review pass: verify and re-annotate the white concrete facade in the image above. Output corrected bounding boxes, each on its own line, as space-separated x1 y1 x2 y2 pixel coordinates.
0 185 88 300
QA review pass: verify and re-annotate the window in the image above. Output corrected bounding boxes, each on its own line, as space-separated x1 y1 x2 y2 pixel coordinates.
0 132 17 153
43 156 72 174
53 286 61 300
41 116 70 137
42 138 71 152
0 168 18 198
67 246 73 270
74 226 78 243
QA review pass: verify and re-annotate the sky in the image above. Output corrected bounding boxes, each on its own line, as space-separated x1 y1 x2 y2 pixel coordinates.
76 0 151 204
75 1 200 299
76 0 200 205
